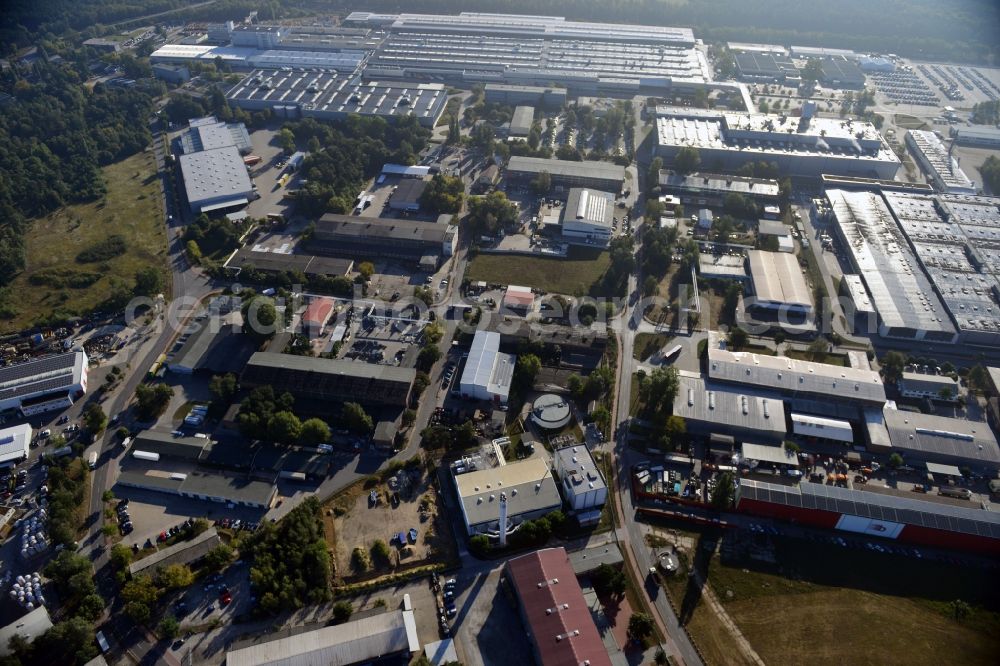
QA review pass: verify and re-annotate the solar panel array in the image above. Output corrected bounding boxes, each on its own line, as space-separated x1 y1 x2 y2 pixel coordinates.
739 479 1000 540
0 353 75 384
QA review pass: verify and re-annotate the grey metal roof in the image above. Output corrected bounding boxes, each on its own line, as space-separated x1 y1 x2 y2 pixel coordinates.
226 610 417 666
0 607 52 657
553 445 607 496
179 470 277 506
133 430 209 461
178 145 253 208
739 479 1000 540
673 375 787 437
659 170 781 199
226 248 354 277
128 528 222 576
882 407 1000 466
315 214 453 244
707 341 886 404
567 542 623 574
245 351 417 383
506 156 625 183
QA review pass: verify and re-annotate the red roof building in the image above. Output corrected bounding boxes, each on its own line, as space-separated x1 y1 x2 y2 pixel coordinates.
301 297 335 338
506 547 612 666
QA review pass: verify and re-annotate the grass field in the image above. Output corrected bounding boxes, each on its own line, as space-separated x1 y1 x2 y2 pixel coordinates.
465 247 613 296
633 332 673 361
1 151 169 331
784 349 848 366
649 516 1000 666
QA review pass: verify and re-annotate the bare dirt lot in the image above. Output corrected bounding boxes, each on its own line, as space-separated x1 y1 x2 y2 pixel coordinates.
325 466 455 583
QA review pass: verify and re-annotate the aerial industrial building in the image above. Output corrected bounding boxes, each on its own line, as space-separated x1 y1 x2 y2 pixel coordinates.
179 116 252 154
311 214 457 269
348 11 705 96
950 126 1000 149
226 70 448 127
560 188 615 247
0 350 89 416
226 610 420 666
672 374 787 444
225 247 354 279
825 188 958 343
508 105 535 139
552 446 607 525
151 43 367 72
736 478 1000 556
654 106 900 179
453 457 562 536
880 190 1000 346
506 548 613 666
459 331 515 405
658 170 781 207
506 156 626 192
733 52 800 84
745 250 813 314
178 145 255 214
484 83 567 109
241 352 415 407
897 371 960 400
877 405 1000 470
0 424 32 467
707 339 886 405
905 130 977 195
815 56 866 89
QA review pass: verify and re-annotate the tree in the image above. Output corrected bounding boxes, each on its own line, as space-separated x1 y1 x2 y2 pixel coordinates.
592 563 627 598
357 261 375 280
242 295 279 339
728 326 749 351
268 410 302 445
300 418 331 445
157 564 195 590
673 146 701 174
158 615 180 639
647 156 664 189
402 409 417 427
419 174 465 213
880 350 907 383
801 58 824 83
949 599 972 622
469 533 490 555
467 191 519 235
643 275 658 297
343 402 373 434
110 543 133 570
133 266 163 297
83 403 107 434
209 373 238 404
591 406 611 434
371 539 392 567
664 415 686 447
711 471 736 509
417 343 442 372
968 365 990 394
655 647 669 665
627 612 655 643
514 353 542 394
203 544 235 572
713 215 736 245
332 600 354 624
531 170 552 194
888 453 904 469
423 321 444 344
32 617 99 664
134 383 174 420
638 366 680 415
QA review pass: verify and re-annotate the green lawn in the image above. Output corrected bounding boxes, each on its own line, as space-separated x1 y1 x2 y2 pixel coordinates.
633 332 673 361
466 247 613 296
1 151 169 331
784 349 848 366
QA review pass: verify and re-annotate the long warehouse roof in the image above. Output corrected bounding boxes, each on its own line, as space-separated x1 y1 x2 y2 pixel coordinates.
707 339 886 404
506 156 625 182
739 479 1000 540
747 250 812 308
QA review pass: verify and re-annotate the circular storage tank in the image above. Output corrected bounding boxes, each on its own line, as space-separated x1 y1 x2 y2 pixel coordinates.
530 393 572 431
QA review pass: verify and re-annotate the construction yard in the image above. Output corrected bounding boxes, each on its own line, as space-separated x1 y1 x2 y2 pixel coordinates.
324 464 455 584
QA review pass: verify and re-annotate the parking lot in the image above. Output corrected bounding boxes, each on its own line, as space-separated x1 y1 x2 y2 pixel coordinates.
245 126 297 221
452 566 533 666
111 486 266 551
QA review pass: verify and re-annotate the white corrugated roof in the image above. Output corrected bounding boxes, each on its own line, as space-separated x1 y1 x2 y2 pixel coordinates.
226 610 417 666
461 330 500 391
791 412 854 443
